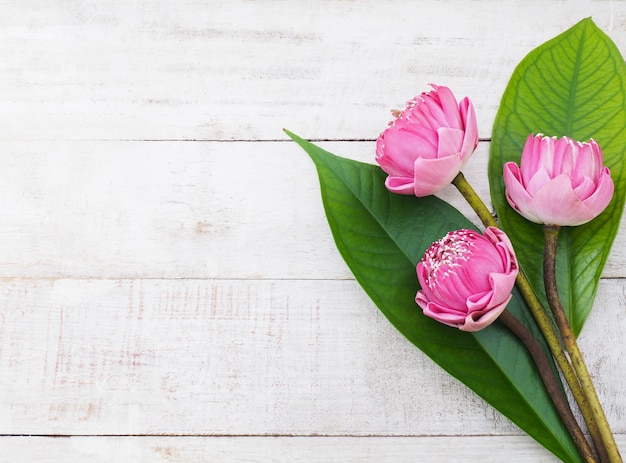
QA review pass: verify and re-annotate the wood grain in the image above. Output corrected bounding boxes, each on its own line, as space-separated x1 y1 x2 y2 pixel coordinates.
0 1 622 141
1 1 626 461
1 278 624 438
0 140 624 279
9 435 626 462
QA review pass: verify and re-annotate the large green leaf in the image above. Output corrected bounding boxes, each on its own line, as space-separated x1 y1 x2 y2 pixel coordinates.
489 18 626 336
286 130 583 463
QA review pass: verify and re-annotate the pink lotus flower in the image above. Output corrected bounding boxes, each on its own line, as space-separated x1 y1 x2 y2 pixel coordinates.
416 227 518 332
376 85 479 197
503 134 614 226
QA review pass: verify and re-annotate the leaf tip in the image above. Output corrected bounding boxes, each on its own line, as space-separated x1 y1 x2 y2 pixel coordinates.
283 128 304 145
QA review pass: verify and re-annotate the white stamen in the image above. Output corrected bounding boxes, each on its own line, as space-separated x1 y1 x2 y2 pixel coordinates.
422 230 477 288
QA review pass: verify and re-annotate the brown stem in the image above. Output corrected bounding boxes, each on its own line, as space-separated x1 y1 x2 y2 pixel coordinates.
499 310 598 463
452 172 609 461
544 225 622 463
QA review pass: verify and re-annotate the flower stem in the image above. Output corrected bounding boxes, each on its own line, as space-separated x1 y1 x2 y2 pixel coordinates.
452 172 566 358
499 310 598 463
517 268 610 463
451 172 608 460
451 172 498 229
544 224 622 463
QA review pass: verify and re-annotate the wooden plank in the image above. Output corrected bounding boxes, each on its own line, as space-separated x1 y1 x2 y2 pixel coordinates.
1 3 625 460
1 278 624 437
0 1 621 141
0 140 624 279
9 435 626 463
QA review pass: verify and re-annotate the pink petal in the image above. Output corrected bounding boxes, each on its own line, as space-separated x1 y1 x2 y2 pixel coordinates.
581 168 614 218
572 141 600 181
588 139 604 173
376 127 423 176
493 240 516 273
525 168 552 196
376 135 410 177
486 270 518 307
460 296 510 332
457 256 498 290
406 104 440 129
459 97 478 159
417 296 467 329
436 127 464 158
483 226 515 252
571 145 602 183
384 175 416 195
421 94 449 127
503 162 536 219
415 289 429 311
432 269 478 308
412 153 463 196
406 92 445 129
520 134 543 182
572 176 595 200
485 227 518 273
466 289 493 312
539 136 557 174
431 85 463 129
552 136 574 176
464 269 516 315
416 263 447 308
527 174 596 225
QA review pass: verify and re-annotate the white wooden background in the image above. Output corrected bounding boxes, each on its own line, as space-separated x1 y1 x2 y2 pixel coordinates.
1 1 625 462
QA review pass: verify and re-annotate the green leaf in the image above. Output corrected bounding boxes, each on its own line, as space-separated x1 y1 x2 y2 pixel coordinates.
286 130 584 463
489 18 626 336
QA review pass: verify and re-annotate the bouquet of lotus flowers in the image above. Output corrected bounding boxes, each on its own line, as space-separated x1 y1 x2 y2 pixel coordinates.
286 18 624 463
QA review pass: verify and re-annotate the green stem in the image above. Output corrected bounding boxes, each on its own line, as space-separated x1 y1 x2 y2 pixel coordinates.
451 172 499 229
451 172 607 460
517 268 610 463
499 310 598 463
544 225 622 463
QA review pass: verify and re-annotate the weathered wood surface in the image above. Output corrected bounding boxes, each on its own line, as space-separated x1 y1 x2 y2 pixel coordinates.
1 1 625 461
1 278 625 436
6 436 626 463
1 141 625 279
0 1 623 142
